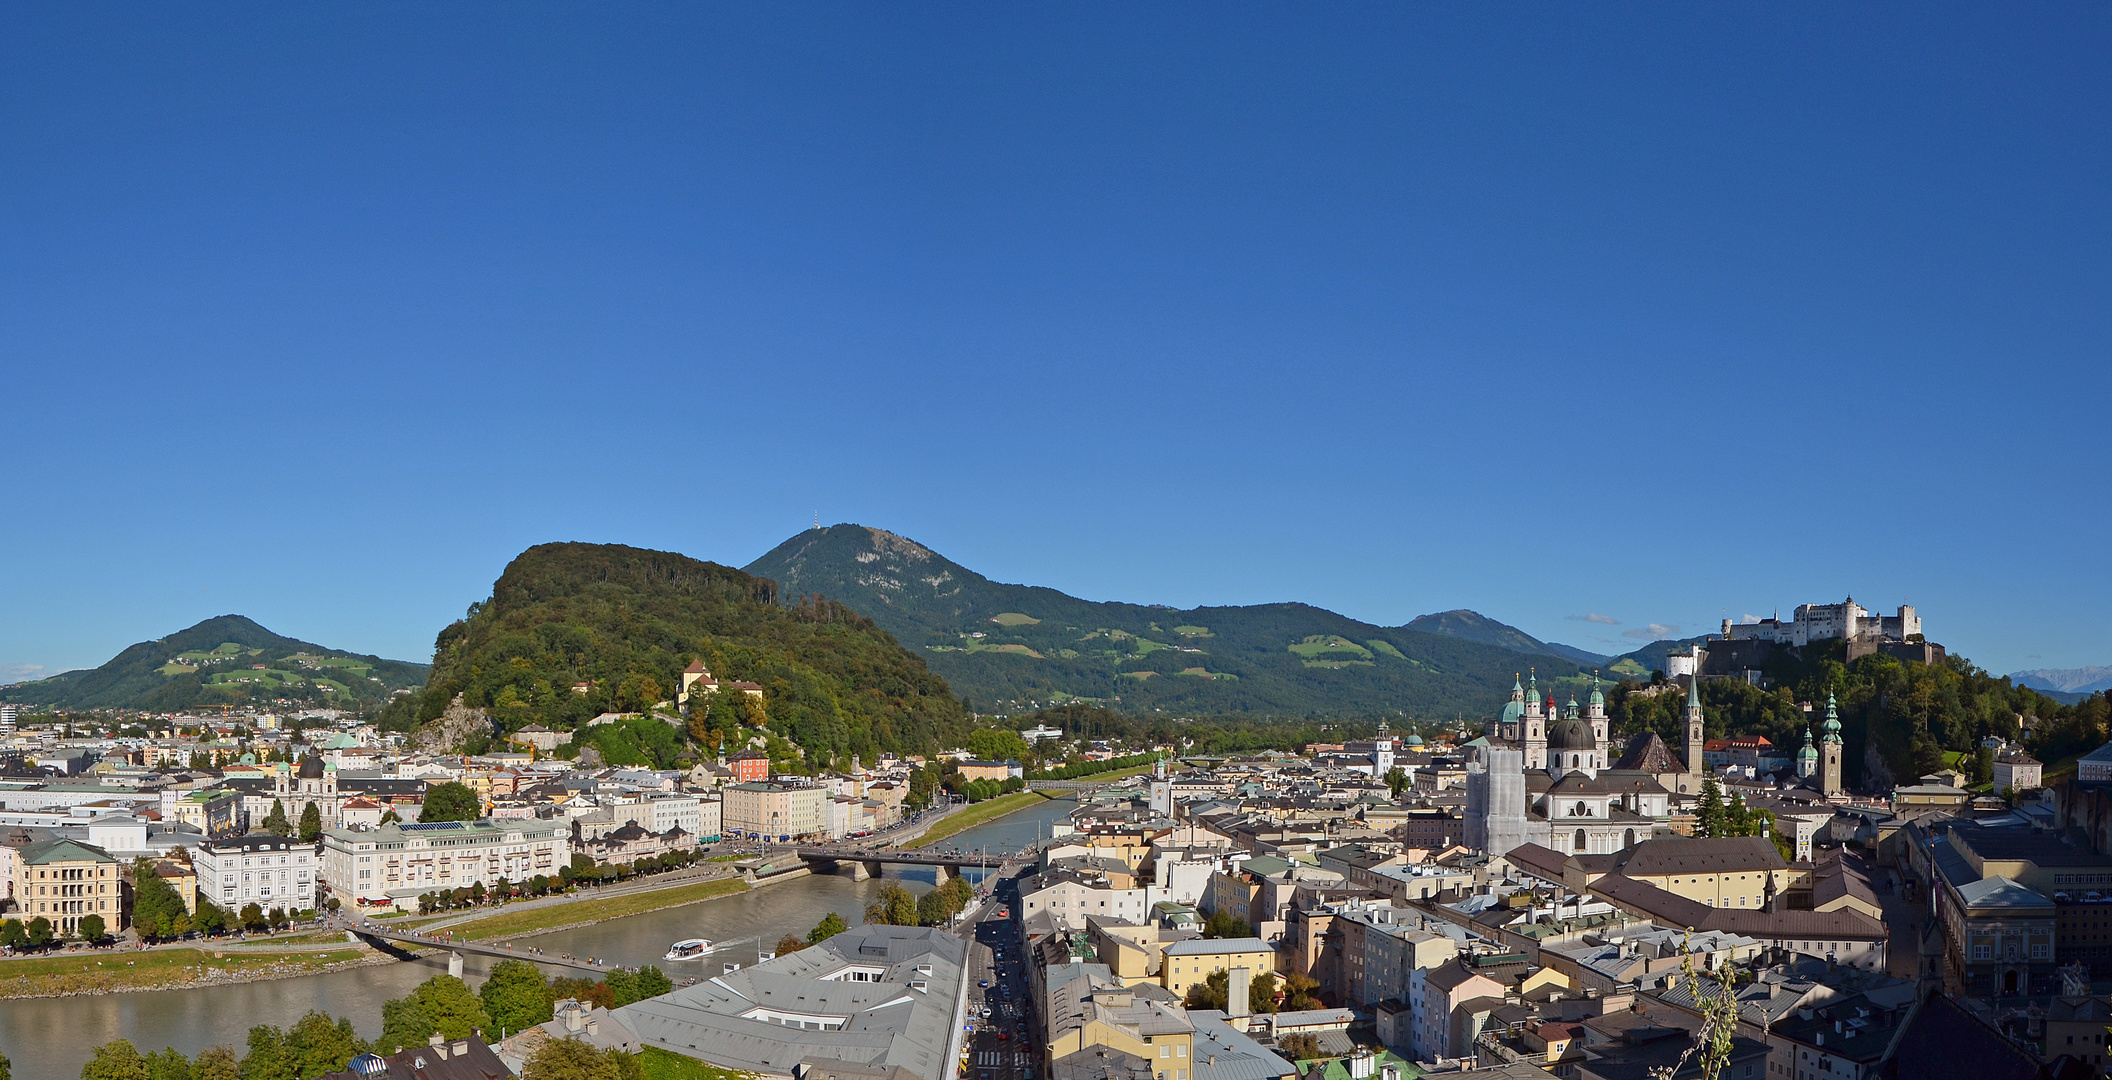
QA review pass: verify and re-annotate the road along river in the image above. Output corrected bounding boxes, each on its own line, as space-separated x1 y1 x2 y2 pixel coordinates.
0 796 1076 1080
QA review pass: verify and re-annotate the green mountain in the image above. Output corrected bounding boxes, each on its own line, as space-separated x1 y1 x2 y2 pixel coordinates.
744 524 1598 719
0 614 428 711
1405 609 1610 667
406 542 969 763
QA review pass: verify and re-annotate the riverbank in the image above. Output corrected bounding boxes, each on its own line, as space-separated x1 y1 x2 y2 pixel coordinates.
913 791 1051 849
0 945 385 999
441 876 755 942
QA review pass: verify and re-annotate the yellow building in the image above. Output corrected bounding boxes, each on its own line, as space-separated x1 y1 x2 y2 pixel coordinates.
1599 836 1798 911
1045 966 1196 1070
1159 937 1277 997
14 838 124 935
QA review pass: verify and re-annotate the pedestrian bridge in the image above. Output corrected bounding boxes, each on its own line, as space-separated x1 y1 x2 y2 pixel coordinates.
348 922 612 974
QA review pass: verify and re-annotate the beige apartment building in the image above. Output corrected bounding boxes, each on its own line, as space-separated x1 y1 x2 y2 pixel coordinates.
721 782 827 841
13 838 124 934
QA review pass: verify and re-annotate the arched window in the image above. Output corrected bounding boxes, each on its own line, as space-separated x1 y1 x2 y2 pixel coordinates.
1574 829 1588 852
1624 829 1637 849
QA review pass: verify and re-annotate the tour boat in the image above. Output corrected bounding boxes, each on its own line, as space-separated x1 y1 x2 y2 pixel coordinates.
664 938 712 961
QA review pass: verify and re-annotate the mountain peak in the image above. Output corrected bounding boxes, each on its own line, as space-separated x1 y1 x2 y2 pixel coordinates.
744 523 1598 716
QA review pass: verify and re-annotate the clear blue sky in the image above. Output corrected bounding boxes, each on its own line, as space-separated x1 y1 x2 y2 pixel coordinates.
4 4 2108 681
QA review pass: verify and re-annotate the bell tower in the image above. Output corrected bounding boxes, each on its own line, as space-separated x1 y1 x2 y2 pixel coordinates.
1683 676 1704 777
1820 692 1845 797
1522 670 1546 770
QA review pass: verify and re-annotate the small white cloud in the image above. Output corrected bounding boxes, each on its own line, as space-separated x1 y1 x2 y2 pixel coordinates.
1739 614 1764 625
0 663 47 683
1622 623 1680 640
1568 613 1620 625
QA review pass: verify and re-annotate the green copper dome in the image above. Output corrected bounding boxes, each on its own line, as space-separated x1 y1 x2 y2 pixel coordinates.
1797 727 1818 762
1821 692 1843 743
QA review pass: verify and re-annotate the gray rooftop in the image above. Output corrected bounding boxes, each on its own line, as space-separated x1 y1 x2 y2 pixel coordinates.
616 924 968 1080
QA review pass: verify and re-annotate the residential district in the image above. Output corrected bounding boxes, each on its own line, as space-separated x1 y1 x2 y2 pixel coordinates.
6 665 2112 1080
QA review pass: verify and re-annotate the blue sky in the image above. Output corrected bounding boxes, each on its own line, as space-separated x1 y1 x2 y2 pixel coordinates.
4 4 2108 682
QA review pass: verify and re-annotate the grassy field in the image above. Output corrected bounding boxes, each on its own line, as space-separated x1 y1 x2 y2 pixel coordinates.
638 1047 755 1080
914 791 1050 849
445 877 751 941
0 946 370 998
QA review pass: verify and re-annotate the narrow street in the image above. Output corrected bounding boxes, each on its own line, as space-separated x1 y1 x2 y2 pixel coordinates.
965 871 1035 1080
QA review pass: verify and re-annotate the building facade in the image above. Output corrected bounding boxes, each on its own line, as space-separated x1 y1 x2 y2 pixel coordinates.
13 838 123 935
320 819 569 907
721 782 827 841
190 834 320 914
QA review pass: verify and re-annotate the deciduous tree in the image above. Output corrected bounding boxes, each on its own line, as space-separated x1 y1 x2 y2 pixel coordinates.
81 1040 149 1080
521 1037 643 1080
807 912 848 945
480 959 554 1035
420 782 482 823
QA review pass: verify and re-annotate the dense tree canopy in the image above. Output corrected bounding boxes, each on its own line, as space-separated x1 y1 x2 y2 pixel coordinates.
1609 641 2103 789
392 543 972 768
419 782 482 823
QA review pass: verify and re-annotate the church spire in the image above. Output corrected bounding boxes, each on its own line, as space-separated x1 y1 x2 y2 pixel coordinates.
1821 692 1843 744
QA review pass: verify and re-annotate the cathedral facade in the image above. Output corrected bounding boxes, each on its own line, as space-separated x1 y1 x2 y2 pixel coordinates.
1464 675 1694 857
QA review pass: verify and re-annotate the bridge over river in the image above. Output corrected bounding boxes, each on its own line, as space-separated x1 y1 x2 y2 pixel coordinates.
781 844 1019 881
347 922 614 974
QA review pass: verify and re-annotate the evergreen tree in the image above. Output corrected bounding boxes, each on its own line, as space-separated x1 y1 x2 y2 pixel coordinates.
1696 775 1726 839
262 799 291 837
299 802 323 843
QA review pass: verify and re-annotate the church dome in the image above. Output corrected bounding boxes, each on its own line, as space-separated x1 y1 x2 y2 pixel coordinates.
1499 699 1526 726
1404 734 1424 746
297 754 325 780
1547 717 1597 751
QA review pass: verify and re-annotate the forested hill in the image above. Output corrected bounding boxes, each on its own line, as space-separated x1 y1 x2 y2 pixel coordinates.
0 614 427 711
404 542 970 764
744 524 1597 719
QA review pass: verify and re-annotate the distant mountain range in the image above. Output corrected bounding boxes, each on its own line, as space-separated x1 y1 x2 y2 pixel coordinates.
1403 609 1612 667
0 614 429 711
2011 665 2112 697
745 524 1618 718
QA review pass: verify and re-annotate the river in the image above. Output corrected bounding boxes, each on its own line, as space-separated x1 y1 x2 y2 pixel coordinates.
0 796 1075 1080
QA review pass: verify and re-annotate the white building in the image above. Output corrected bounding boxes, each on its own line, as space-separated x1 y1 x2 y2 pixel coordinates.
642 794 703 837
190 835 319 914
1019 869 1155 927
320 819 568 908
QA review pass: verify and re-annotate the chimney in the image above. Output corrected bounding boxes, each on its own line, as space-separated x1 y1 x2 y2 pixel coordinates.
587 1020 599 1037
1228 967 1252 1021
565 1004 585 1033
428 1034 447 1059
